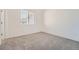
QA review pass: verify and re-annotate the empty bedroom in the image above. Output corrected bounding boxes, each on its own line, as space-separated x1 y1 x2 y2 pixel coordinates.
0 9 79 50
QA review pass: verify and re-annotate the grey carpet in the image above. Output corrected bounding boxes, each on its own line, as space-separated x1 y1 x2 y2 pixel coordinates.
0 32 79 50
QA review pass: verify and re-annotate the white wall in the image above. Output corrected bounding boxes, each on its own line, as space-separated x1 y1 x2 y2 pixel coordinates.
5 9 44 38
43 9 79 41
4 9 79 42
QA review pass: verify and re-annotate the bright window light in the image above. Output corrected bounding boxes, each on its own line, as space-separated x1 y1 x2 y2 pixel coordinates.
20 9 35 24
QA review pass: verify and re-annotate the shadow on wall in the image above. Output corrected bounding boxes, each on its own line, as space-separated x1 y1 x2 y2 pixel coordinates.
44 9 79 42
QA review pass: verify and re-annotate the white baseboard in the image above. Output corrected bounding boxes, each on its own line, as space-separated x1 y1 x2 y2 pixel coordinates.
5 31 41 39
43 31 79 42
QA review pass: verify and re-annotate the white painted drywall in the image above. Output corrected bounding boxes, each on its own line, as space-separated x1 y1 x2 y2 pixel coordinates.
4 9 79 42
43 9 79 41
5 9 44 38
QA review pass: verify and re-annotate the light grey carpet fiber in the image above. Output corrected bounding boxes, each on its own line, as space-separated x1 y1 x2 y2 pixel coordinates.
0 32 79 50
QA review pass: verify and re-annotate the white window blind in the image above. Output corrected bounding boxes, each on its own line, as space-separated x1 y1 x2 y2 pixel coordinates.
20 9 35 24
20 9 29 24
29 12 35 24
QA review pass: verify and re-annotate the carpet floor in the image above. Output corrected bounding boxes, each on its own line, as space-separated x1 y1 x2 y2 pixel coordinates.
0 32 79 50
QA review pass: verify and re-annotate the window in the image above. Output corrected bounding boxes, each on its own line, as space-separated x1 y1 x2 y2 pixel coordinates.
20 9 29 24
20 9 35 24
29 12 35 24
